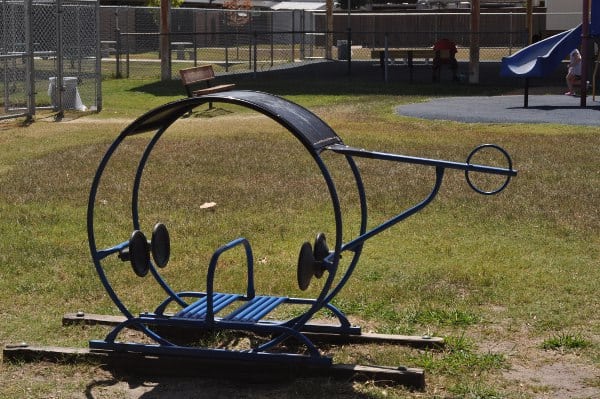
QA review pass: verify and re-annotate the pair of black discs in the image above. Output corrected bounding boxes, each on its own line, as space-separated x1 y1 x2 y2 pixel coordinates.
119 223 170 277
121 224 327 287
297 233 330 291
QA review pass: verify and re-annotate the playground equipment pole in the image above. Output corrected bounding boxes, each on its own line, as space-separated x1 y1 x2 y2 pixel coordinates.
526 0 533 44
581 0 590 107
469 0 480 84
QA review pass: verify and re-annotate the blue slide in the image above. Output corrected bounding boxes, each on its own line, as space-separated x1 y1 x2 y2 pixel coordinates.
501 24 582 78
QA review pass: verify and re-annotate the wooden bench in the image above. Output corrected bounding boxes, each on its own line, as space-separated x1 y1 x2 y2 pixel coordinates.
179 65 235 108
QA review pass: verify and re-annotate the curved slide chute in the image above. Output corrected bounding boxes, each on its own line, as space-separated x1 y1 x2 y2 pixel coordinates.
501 24 582 78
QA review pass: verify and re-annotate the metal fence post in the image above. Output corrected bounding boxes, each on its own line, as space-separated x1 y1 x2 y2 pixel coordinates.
25 0 35 120
508 12 513 55
253 30 257 76
291 10 296 63
347 27 352 75
248 42 252 70
384 32 388 83
115 28 121 78
270 12 274 67
95 0 102 112
300 10 305 60
248 19 252 70
56 0 64 118
125 33 130 78
226 44 229 72
193 15 198 67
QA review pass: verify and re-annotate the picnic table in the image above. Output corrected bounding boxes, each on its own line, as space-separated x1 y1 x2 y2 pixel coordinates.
171 41 194 60
371 47 435 82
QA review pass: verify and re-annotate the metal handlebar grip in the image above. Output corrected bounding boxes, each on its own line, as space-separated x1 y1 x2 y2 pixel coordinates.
464 144 515 195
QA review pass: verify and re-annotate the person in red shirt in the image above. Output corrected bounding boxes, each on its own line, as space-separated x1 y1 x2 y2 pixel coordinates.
433 39 459 82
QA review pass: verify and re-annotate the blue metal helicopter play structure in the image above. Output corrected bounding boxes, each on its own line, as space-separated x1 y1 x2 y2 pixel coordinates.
87 90 517 368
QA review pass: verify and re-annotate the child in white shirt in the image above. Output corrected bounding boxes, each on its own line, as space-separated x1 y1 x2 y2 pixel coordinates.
565 48 582 96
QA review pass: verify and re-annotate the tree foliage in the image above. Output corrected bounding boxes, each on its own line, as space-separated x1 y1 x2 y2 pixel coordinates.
223 0 252 27
338 0 367 9
147 0 185 7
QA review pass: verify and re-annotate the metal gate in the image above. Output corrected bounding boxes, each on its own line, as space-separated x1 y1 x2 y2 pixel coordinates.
1 0 101 121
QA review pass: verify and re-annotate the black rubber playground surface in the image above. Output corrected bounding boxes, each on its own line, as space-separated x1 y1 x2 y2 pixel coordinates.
247 60 600 126
396 94 600 126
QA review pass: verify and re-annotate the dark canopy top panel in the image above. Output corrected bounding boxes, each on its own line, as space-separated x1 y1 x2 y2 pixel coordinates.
125 90 343 152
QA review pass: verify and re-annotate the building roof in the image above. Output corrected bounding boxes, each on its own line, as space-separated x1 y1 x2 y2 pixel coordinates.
270 1 326 10
183 0 275 7
183 0 325 10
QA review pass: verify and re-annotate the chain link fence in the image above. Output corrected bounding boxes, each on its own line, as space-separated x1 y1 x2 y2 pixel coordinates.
1 0 101 120
100 7 317 79
99 6 549 81
1 0 31 119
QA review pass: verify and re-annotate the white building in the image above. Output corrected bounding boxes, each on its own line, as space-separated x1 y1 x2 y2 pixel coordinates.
546 0 583 31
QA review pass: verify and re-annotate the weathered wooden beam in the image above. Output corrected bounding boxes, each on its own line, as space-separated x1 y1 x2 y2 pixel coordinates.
3 345 426 389
62 312 444 349
304 331 444 348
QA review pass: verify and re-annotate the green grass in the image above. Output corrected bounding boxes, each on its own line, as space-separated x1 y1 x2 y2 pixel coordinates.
94 67 512 117
541 333 592 351
0 72 598 398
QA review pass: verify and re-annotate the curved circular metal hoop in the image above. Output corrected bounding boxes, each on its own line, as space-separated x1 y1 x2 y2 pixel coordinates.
88 90 362 327
465 144 513 195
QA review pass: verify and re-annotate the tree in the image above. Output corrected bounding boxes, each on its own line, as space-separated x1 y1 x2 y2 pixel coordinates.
223 0 252 28
338 0 367 9
147 0 184 7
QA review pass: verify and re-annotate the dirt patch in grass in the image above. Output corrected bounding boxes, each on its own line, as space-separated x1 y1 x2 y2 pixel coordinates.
505 354 600 399
477 326 600 399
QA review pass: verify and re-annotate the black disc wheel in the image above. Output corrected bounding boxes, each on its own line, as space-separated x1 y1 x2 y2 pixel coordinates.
129 230 150 277
151 223 170 268
297 242 316 291
313 233 329 278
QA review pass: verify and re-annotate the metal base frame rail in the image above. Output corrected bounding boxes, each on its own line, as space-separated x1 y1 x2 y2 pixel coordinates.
87 90 517 366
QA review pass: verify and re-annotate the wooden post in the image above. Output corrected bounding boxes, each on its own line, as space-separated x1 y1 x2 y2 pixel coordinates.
160 0 171 81
526 0 533 44
326 0 333 59
469 0 480 84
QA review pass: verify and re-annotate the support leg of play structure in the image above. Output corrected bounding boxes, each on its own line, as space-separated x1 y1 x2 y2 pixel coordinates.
593 43 600 101
524 78 529 108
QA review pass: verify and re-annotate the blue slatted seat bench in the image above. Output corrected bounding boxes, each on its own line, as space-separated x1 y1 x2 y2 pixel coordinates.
173 293 287 324
172 293 288 324
174 293 241 320
222 296 287 323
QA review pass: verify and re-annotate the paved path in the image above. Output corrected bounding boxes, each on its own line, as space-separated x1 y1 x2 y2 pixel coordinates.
396 95 600 126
